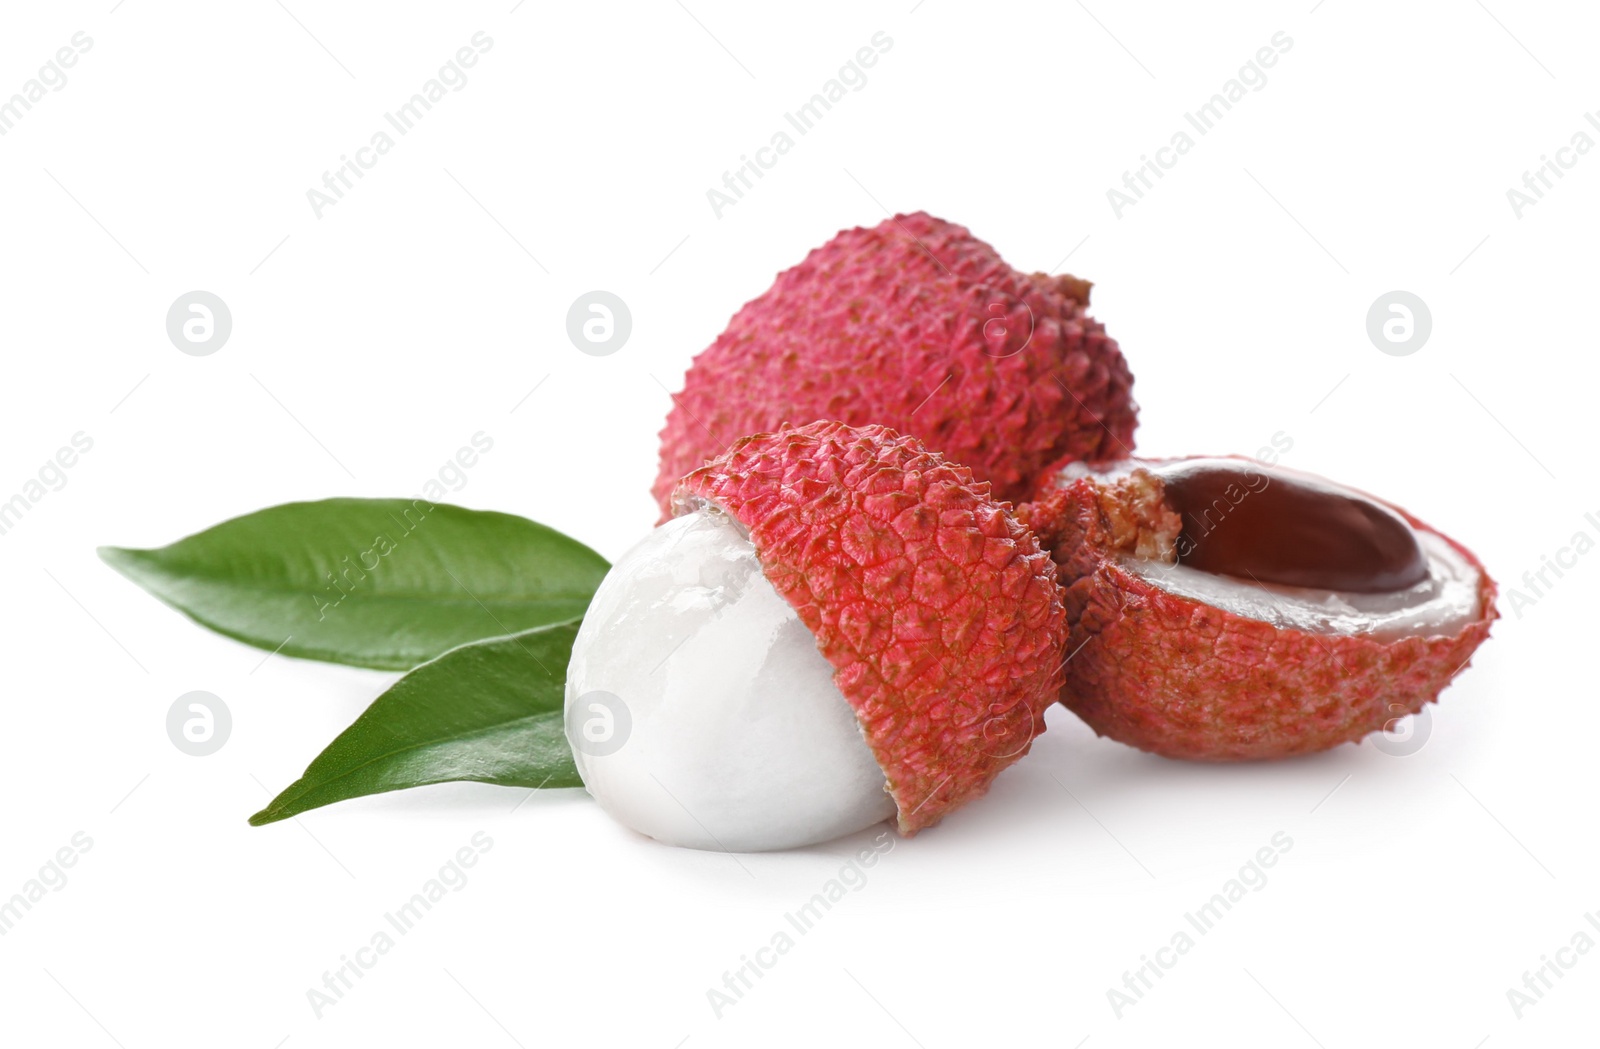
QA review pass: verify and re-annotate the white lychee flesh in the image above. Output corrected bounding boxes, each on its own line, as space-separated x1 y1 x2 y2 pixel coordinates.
564 510 895 852
1125 530 1481 643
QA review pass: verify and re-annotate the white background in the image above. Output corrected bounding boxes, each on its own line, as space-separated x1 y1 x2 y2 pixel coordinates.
1 0 1595 1045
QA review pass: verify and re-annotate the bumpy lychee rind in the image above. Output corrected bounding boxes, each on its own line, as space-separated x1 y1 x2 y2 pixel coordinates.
673 421 1068 834
1020 466 1498 762
654 212 1137 518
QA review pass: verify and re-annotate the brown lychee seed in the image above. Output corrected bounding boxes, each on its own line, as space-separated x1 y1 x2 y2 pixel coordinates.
1019 457 1497 761
1156 459 1430 593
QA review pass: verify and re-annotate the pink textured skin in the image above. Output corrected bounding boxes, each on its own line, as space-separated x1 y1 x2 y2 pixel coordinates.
654 212 1137 518
1021 465 1498 761
674 421 1067 834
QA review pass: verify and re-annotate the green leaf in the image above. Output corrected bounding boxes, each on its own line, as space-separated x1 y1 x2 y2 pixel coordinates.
249 623 583 825
99 498 609 670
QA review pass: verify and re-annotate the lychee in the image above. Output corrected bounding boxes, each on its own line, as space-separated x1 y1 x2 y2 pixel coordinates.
653 212 1137 517
568 421 1067 851
1020 457 1497 761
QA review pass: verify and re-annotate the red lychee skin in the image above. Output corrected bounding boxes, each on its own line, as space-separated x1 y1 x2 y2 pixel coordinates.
654 212 1137 519
1019 463 1499 762
673 421 1068 834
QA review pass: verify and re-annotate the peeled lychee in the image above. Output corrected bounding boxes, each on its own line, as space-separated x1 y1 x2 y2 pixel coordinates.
1020 457 1497 761
567 421 1067 851
653 212 1137 517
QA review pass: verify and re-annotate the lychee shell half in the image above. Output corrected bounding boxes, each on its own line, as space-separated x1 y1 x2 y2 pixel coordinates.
1021 463 1498 761
654 211 1137 517
674 420 1068 833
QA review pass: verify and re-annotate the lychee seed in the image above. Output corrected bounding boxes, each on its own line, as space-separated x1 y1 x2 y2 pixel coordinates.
1156 459 1430 593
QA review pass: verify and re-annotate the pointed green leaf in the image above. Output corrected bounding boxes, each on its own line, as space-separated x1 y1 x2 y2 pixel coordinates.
250 623 583 825
100 498 609 670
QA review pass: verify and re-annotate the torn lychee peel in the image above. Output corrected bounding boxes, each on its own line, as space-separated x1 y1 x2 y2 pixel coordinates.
672 421 1069 836
1021 456 1498 762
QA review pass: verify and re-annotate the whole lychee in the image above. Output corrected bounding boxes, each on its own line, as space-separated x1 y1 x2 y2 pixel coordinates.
567 421 1067 851
653 212 1137 517
1020 457 1497 761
